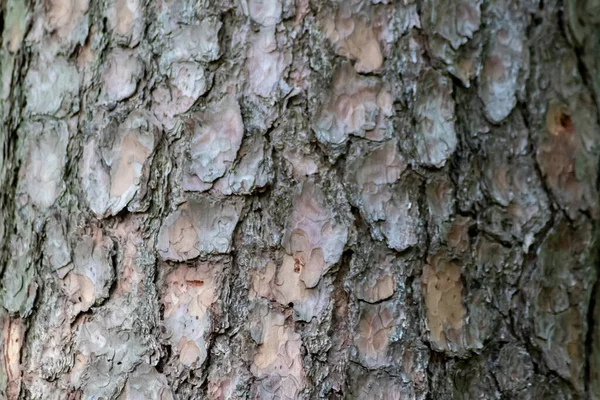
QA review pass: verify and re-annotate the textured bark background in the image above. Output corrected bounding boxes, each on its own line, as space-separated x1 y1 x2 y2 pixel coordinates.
0 0 599 398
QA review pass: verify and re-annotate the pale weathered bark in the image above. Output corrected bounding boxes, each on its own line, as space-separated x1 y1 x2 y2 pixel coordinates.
0 0 599 399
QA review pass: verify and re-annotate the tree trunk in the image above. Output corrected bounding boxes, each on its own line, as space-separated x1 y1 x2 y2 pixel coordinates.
1 0 599 398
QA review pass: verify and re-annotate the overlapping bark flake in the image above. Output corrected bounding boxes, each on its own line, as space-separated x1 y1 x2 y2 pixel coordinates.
61 230 114 315
161 262 224 367
18 119 69 210
314 63 393 150
105 0 144 46
250 304 305 399
347 141 421 251
151 17 220 131
348 367 415 400
43 216 71 275
160 18 221 67
24 56 79 117
81 111 158 216
423 0 482 85
321 3 384 73
157 197 243 261
478 114 550 244
525 218 594 391
537 100 599 219
354 248 396 303
1 222 37 316
72 304 155 398
354 301 395 368
213 135 272 195
118 363 174 400
152 62 208 131
425 173 455 242
413 70 457 168
282 180 348 288
246 28 290 98
169 62 207 105
477 2 527 123
492 343 534 395
528 26 600 220
422 253 465 353
423 0 481 51
349 139 407 220
100 48 143 104
45 0 89 42
251 256 327 321
183 96 244 192
244 0 282 26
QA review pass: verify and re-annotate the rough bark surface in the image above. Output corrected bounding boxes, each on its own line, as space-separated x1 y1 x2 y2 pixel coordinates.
0 0 599 399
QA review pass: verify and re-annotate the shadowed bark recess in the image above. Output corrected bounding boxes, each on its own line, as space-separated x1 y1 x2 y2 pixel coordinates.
0 0 599 399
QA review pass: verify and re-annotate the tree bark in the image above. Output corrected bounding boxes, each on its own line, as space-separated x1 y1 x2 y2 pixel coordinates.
0 0 599 398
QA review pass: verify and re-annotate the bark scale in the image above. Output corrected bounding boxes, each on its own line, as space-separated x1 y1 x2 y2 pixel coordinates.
0 0 599 399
